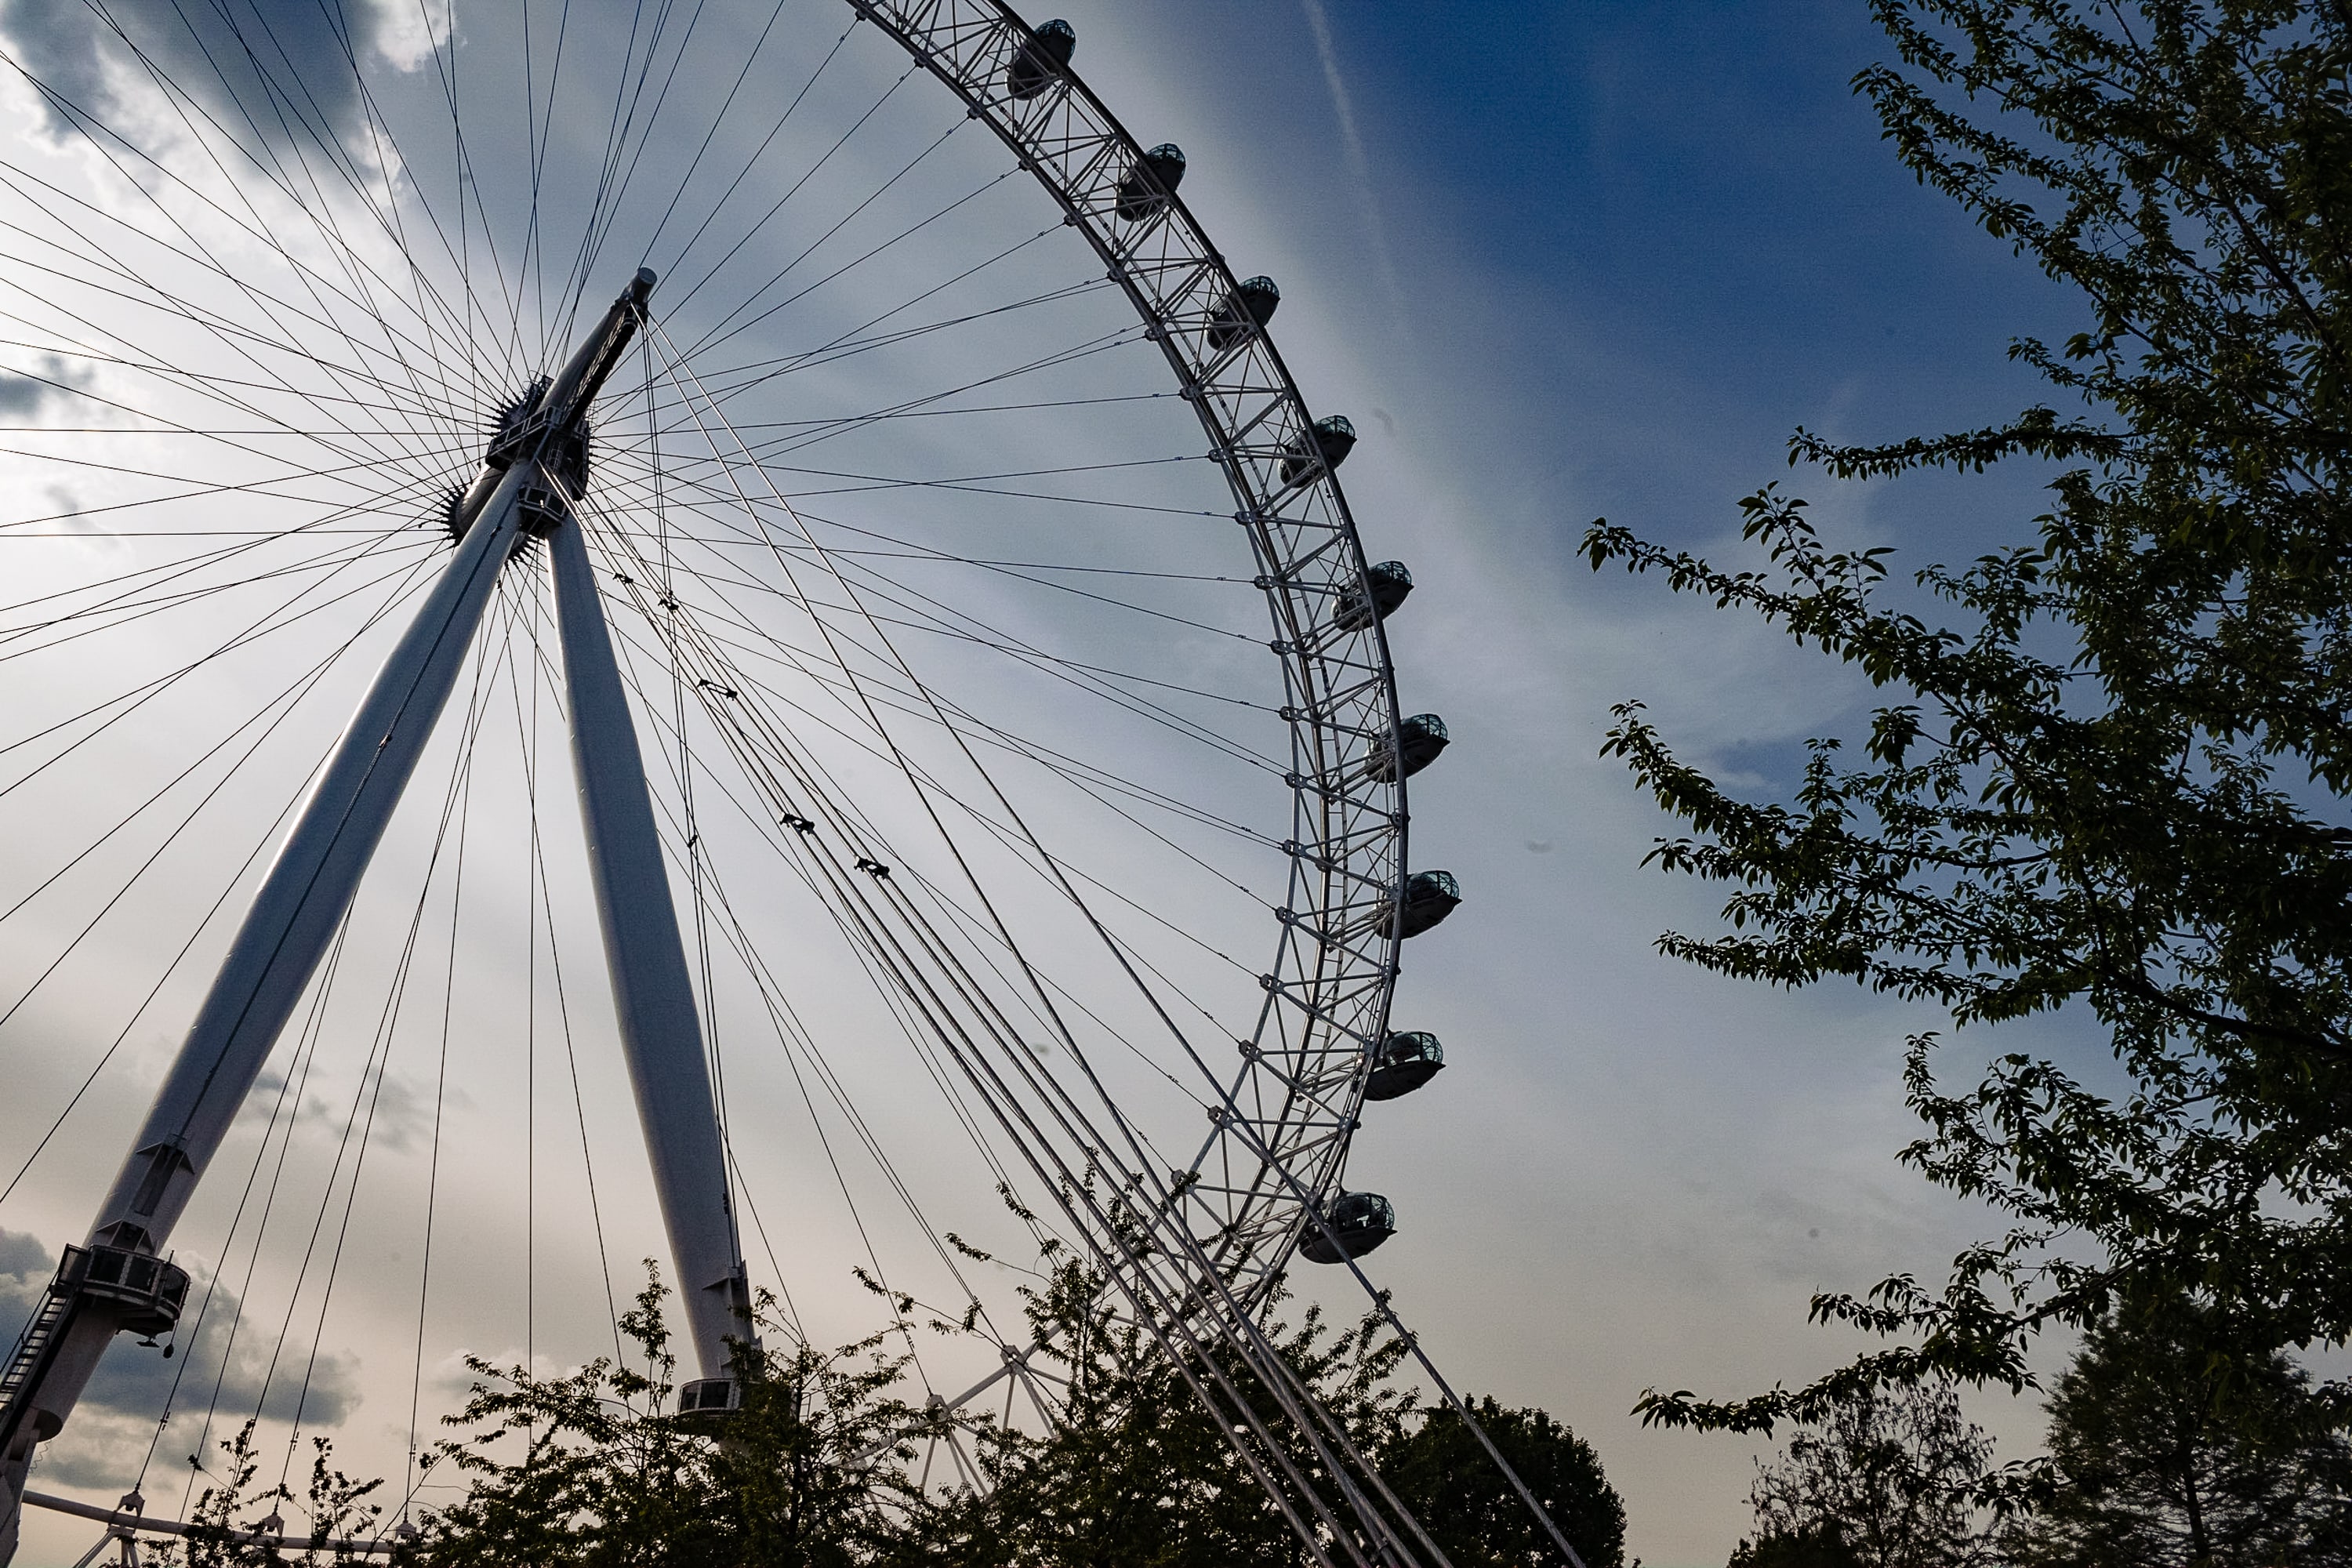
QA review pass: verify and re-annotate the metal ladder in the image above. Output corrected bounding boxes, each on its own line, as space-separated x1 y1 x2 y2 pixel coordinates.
0 1254 81 1450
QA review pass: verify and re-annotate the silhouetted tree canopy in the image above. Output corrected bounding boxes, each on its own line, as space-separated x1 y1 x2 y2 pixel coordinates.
1730 1383 1994 1568
1380 1396 1627 1568
2006 1295 2352 1568
1590 0 2352 1449
148 1261 1618 1566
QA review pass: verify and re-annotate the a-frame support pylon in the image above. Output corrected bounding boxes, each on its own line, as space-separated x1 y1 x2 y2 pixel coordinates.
0 268 751 1564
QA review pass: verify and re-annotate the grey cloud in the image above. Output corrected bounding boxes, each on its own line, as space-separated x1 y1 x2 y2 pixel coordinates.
0 1229 362 1453
0 0 402 153
0 1228 46 1276
357 1069 444 1156
0 354 90 419
232 1066 454 1156
26 1408 151 1491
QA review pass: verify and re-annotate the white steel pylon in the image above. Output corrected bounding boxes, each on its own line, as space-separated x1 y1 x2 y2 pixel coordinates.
0 269 752 1563
546 475 753 1414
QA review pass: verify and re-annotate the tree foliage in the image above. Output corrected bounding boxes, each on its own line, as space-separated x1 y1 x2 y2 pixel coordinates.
2005 1294 2352 1566
1730 1382 1994 1568
1588 0 2352 1433
410 1268 916 1566
154 1421 391 1568
147 1260 1621 1566
1381 1396 1628 1568
904 1258 1621 1567
903 1258 1411 1566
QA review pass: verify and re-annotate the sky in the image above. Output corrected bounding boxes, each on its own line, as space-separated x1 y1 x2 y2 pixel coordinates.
0 4 2111 1566
1029 5 2088 1560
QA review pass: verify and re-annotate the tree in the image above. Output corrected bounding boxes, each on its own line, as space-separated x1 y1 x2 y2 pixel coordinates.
1730 1383 1994 1568
416 1265 919 1566
904 1258 1418 1566
159 1258 1624 1564
1586 0 2352 1438
152 1421 394 1568
897 1253 1627 1567
1379 1397 1628 1568
1726 1522 1863 1568
2005 1295 2352 1567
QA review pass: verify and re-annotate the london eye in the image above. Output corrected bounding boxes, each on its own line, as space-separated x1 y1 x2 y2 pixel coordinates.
0 5 1561 1562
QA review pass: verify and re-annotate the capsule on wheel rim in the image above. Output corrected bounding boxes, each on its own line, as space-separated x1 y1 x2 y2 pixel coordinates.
1332 558 1412 632
1363 713 1448 783
1207 274 1280 351
1298 1190 1396 1264
1006 19 1075 100
1281 414 1356 483
1364 1030 1445 1101
1392 869 1461 938
1115 143 1186 223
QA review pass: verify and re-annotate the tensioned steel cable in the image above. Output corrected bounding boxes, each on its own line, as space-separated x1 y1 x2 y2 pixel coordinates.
630 0 809 273
595 587 1058 1327
265 586 521 1487
670 129 1015 365
658 58 925 328
0 535 443 808
0 557 452 1086
575 481 1287 796
0 579 423 1211
512 586 630 1367
587 562 1285 1003
169 912 361 1513
143 909 355 1498
129 0 494 476
586 518 1254 1098
579 485 1254 1102
144 590 527 1513
628 337 1421 1562
0 31 488 481
0 510 435 662
643 316 1463 1563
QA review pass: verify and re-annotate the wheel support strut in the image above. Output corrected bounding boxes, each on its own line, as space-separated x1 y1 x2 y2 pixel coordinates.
0 268 747 1563
546 515 751 1411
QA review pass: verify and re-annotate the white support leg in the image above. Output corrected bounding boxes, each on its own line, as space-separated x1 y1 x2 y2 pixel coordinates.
0 270 662 1566
0 465 532 1557
546 515 753 1406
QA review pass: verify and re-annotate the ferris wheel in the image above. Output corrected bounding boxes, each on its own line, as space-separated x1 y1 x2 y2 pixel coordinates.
0 4 1564 1562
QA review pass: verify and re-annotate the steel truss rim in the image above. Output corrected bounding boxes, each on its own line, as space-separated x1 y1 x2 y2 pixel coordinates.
844 2 1410 1359
0 1 1423 1529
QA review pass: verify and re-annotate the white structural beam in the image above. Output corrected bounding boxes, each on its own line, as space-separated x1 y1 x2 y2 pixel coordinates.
546 515 753 1403
0 271 666 1566
0 463 531 1559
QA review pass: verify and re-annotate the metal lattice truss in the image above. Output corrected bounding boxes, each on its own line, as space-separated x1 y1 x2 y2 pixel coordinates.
0 5 1575 1561
848 0 1407 1327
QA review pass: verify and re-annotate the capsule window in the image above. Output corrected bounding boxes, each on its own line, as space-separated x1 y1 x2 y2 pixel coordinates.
1206 275 1280 350
1395 869 1461 938
1281 414 1357 484
1333 559 1413 632
1115 143 1186 223
1365 1030 1446 1101
1007 19 1076 100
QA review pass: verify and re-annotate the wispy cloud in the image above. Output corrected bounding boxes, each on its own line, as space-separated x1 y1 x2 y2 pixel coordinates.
1298 0 1407 339
0 0 429 152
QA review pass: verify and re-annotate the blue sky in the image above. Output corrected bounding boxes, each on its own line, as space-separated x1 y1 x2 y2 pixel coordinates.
0 5 2120 1565
1044 4 2094 1562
